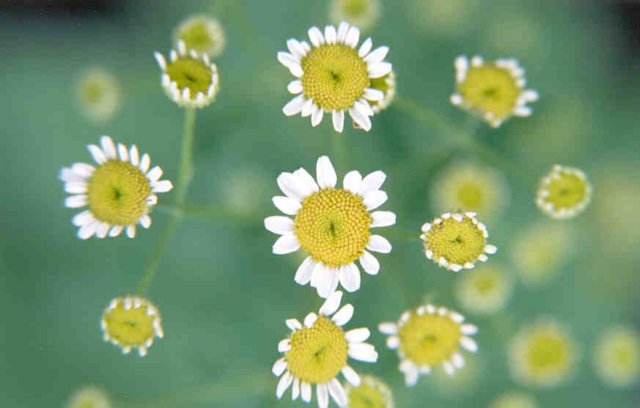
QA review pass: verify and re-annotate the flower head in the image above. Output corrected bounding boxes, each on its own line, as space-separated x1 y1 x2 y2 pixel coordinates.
490 392 537 408
508 319 578 387
420 212 497 272
379 305 478 386
431 162 508 222
450 55 538 127
536 165 592 219
67 386 111 408
273 291 378 408
75 67 121 123
59 136 173 239
265 156 395 298
329 0 381 31
101 295 163 357
174 15 225 58
454 264 512 315
593 325 640 388
345 375 393 408
278 22 392 132
155 41 220 109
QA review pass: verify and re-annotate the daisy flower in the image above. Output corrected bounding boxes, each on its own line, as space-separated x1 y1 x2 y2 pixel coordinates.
264 155 395 298
75 67 121 123
174 15 225 58
66 386 111 408
329 0 381 31
536 165 592 219
420 212 497 272
345 375 393 408
379 305 478 386
273 291 378 408
154 40 220 109
454 264 513 315
593 325 640 388
59 136 173 239
278 22 392 132
508 319 578 387
101 295 164 357
450 55 538 127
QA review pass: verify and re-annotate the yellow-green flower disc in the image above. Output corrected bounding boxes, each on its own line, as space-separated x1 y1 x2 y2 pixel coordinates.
508 320 578 387
329 0 381 31
594 325 640 388
101 295 164 357
455 264 512 315
346 375 394 408
490 392 538 408
174 15 225 58
75 67 121 123
537 165 592 219
66 386 111 408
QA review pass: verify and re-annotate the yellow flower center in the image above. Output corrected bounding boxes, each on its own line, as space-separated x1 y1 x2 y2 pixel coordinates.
456 182 484 209
341 0 370 17
102 298 158 348
286 316 349 384
88 160 151 226
347 378 391 408
166 57 213 95
458 64 520 120
525 332 572 377
176 19 217 54
542 171 589 211
301 44 370 111
424 216 486 266
83 81 106 105
471 272 498 294
398 312 462 367
294 188 372 267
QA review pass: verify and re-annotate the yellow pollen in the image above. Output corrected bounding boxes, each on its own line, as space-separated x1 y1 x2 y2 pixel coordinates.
458 64 520 121
542 171 589 211
102 298 159 349
88 160 151 226
398 312 462 367
347 377 392 408
294 188 372 267
301 44 370 111
424 216 486 266
166 57 212 95
286 316 349 384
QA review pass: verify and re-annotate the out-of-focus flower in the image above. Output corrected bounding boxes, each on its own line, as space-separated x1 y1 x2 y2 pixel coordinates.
174 15 225 58
345 375 394 408
593 325 640 388
66 386 111 408
489 392 537 408
455 264 513 315
329 0 380 31
75 67 121 123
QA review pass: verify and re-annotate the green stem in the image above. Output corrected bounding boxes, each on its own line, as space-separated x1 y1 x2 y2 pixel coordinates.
136 108 197 295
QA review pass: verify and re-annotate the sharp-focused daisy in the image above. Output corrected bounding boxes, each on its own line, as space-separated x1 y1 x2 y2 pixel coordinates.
154 40 220 109
59 136 173 239
174 15 225 58
508 319 578 387
278 22 392 132
511 222 572 287
265 155 395 298
345 375 393 408
536 165 592 219
101 295 164 357
450 55 538 127
593 325 640 388
66 386 111 408
454 264 512 315
490 392 537 408
75 67 121 123
431 162 508 222
420 212 497 272
379 305 478 386
272 291 378 408
329 0 380 31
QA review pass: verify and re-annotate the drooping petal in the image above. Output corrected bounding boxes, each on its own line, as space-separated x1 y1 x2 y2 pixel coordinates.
316 156 337 188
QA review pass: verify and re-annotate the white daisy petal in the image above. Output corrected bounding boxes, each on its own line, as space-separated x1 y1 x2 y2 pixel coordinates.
147 166 163 184
342 171 362 194
301 382 312 402
117 143 129 161
308 26 325 47
332 110 345 133
139 153 150 173
72 210 94 227
332 304 354 326
126 224 136 238
328 379 347 407
354 100 374 117
272 234 300 255
139 214 151 229
349 107 372 131
152 180 173 193
368 62 393 78
294 168 320 194
65 195 87 208
341 366 361 386
273 195 301 215
359 171 386 195
378 322 397 335
264 216 294 235
337 22 349 42
64 182 87 194
358 37 373 57
78 221 98 240
276 372 293 399
316 156 337 188
283 95 306 116
272 358 287 376
311 105 324 127
339 264 361 293
291 378 300 401
109 225 123 237
316 268 339 299
287 79 303 94
363 87 384 101
100 136 117 160
364 46 389 64
319 290 343 316
371 211 396 227
348 342 378 362
129 145 139 166
345 26 360 48
301 98 315 117
363 190 388 210
317 384 329 408
87 145 107 165
287 39 307 59
367 235 392 253
324 25 337 44
295 257 316 285
277 172 306 201
346 328 370 343
359 250 380 275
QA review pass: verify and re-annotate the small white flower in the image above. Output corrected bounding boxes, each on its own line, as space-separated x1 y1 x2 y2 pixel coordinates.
536 165 592 220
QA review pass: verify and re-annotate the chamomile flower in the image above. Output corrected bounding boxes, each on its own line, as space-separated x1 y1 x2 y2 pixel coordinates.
593 325 640 388
420 212 497 272
273 291 378 408
454 264 512 315
450 55 539 127
278 22 392 132
536 165 592 219
368 70 396 113
490 392 537 408
59 136 173 239
75 67 121 123
329 0 381 31
66 386 111 408
154 40 220 109
431 162 508 222
345 375 393 408
101 295 164 357
174 15 225 58
265 155 395 298
508 319 578 387
379 305 478 386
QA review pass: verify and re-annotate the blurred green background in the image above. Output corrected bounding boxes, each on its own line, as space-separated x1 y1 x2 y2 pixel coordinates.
1 0 639 406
